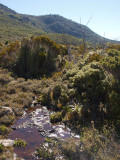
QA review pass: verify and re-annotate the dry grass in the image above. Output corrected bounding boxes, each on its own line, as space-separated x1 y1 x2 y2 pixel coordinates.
60 127 120 160
0 68 63 125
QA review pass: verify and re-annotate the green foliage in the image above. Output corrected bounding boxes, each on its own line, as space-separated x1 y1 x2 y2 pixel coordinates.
0 36 66 78
65 68 79 80
66 110 79 122
0 125 11 135
0 4 115 45
0 155 6 160
88 53 102 63
73 62 110 103
107 43 120 51
53 85 61 100
107 49 120 57
0 114 15 125
59 90 69 106
50 111 62 123
101 49 120 80
0 144 4 153
40 89 51 106
36 146 55 160
14 36 64 78
59 126 120 160
14 138 27 147
109 91 120 117
80 127 120 160
0 41 20 68
5 41 8 45
0 73 13 85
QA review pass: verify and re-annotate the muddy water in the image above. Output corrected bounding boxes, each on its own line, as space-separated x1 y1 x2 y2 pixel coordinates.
9 106 80 160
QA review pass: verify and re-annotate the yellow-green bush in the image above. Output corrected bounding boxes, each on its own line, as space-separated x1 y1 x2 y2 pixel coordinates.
88 53 102 63
101 49 120 80
0 125 12 135
73 62 110 103
0 36 66 78
50 111 62 123
53 85 61 100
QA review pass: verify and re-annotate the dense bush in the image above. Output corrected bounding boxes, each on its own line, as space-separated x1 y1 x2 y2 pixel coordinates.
0 36 66 78
101 49 120 80
53 85 61 100
0 41 20 68
109 91 120 119
14 37 60 78
40 88 51 106
36 145 55 160
50 111 62 123
88 53 102 63
73 62 111 104
0 125 11 135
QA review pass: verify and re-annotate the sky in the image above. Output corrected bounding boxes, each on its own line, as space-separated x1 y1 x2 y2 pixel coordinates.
0 0 120 40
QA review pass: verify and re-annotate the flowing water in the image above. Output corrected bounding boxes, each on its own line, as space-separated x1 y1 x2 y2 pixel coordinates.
8 106 80 160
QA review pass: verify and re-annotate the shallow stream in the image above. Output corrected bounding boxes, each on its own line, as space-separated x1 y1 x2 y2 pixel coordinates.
8 106 80 159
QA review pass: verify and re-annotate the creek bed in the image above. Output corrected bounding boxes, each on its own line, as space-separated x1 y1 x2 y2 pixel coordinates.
8 106 80 160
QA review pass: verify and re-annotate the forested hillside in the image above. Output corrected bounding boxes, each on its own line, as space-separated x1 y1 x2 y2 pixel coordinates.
0 3 118 45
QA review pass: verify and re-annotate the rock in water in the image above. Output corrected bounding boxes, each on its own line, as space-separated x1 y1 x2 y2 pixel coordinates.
0 139 14 147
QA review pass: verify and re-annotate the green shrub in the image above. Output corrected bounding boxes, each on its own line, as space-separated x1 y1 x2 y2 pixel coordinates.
0 114 15 125
73 62 110 103
101 49 120 80
66 110 79 122
107 49 120 57
0 74 13 85
36 146 55 160
0 144 4 153
65 68 78 80
0 125 11 135
68 89 76 98
53 85 61 100
14 138 27 147
13 36 63 78
109 91 120 117
50 111 62 123
0 155 6 160
88 53 102 63
59 91 69 106
40 89 51 105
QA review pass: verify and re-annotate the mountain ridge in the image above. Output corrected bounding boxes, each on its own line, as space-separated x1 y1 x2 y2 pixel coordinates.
0 3 119 44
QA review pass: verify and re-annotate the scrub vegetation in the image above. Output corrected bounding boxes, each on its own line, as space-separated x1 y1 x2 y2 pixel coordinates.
0 34 120 159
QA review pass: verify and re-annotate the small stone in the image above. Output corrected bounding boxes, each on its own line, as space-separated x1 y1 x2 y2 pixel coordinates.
38 129 45 132
41 132 46 137
43 114 49 116
49 129 55 133
32 100 38 106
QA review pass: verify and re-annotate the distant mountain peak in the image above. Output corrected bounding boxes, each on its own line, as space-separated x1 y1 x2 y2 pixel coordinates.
0 3 16 14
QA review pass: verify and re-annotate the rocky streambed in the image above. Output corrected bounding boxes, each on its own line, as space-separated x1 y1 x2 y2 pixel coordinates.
8 105 80 160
